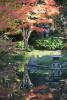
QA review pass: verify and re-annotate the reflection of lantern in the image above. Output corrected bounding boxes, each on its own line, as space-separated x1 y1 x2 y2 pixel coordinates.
51 55 62 80
52 55 62 62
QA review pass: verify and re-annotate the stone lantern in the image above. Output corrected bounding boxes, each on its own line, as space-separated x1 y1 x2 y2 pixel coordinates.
51 55 62 80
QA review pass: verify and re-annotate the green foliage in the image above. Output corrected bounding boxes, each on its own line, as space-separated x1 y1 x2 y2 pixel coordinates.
49 30 60 37
16 41 24 49
16 40 35 51
35 37 64 50
55 0 67 5
60 5 67 16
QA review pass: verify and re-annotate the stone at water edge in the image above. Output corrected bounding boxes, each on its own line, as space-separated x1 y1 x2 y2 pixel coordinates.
28 57 37 66
28 57 38 73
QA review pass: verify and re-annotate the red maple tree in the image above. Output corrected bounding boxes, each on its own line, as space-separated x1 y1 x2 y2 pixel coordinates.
0 0 60 50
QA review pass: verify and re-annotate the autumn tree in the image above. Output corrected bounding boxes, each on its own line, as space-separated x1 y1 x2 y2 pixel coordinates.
0 0 60 50
0 0 61 89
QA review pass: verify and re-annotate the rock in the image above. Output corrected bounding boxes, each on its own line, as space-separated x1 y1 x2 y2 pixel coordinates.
29 67 36 73
28 57 37 73
28 57 37 66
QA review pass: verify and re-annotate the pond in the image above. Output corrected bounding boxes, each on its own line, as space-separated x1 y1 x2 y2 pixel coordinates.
0 70 67 100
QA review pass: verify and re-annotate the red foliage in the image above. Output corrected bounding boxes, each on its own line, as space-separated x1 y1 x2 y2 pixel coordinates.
10 31 15 34
29 0 38 4
32 26 46 32
0 85 53 100
48 93 53 98
30 85 46 92
18 23 33 28
27 85 53 100
38 19 53 24
21 0 38 4
0 22 11 28
40 0 56 5
17 90 29 95
0 0 60 33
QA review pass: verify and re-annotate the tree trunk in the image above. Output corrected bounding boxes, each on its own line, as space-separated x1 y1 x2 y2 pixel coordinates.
22 29 32 50
22 64 33 89
24 38 28 50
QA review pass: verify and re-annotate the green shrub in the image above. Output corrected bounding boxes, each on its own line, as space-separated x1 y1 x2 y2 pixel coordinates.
16 40 24 49
16 40 34 51
35 37 64 50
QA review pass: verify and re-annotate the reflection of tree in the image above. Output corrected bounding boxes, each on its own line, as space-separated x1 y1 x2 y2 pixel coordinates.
22 64 33 89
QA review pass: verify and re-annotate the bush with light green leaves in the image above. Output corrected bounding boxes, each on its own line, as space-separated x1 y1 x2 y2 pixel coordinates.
16 41 24 49
35 37 64 50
